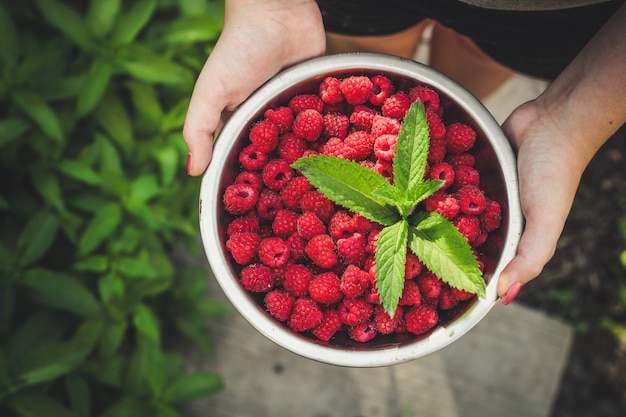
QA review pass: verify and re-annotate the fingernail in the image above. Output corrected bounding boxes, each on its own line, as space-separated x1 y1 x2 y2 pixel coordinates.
186 153 193 175
502 281 522 305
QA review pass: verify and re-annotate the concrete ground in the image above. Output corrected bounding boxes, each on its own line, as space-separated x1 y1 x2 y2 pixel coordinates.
183 34 569 417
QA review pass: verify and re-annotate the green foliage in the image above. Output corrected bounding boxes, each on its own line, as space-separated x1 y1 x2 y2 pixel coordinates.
0 1 227 416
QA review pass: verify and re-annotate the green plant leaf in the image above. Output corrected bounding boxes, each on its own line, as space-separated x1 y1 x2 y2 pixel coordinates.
21 268 102 317
408 212 485 297
117 256 158 279
375 219 409 317
156 404 183 417
78 202 123 255
16 340 92 386
99 273 125 305
152 145 179 186
16 209 60 267
116 47 193 85
77 58 113 117
0 117 29 148
87 0 121 38
7 391 78 417
5 311 72 364
126 80 164 128
129 174 161 203
95 93 134 155
98 320 127 359
111 0 157 46
393 101 430 192
65 375 91 417
99 395 152 417
164 15 222 44
57 159 102 185
35 0 94 51
133 303 160 345
31 167 67 215
163 372 224 404
292 154 400 226
73 255 109 272
0 3 18 70
12 89 64 142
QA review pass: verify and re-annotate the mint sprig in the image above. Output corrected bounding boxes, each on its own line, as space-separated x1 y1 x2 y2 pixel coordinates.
292 101 485 316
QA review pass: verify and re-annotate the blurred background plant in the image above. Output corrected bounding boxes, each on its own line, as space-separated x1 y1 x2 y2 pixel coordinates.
0 1 229 416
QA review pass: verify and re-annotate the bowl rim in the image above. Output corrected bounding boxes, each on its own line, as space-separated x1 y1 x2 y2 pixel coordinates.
199 52 523 367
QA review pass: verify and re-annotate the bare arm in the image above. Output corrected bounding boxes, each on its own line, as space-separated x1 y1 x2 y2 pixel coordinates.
183 0 326 176
498 3 626 303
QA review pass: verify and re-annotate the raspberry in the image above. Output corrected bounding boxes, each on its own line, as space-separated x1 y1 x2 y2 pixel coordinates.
429 162 455 190
299 190 334 223
369 75 394 106
238 144 268 171
322 113 350 139
382 92 411 119
305 234 337 269
438 286 459 310
348 322 378 343
280 176 312 209
262 159 294 190
320 137 349 158
272 209 299 237
265 289 296 321
249 119 279 153
371 115 401 137
328 210 356 239
365 229 380 254
446 153 475 168
225 232 260 265
429 193 461 220
271 260 293 286
312 309 342 341
340 76 374 105
373 159 393 183
258 237 290 267
350 105 377 130
256 189 284 220
427 138 447 164
240 263 274 292
353 214 378 233
278 132 306 164
227 213 259 235
338 297 373 326
417 271 443 299
344 130 374 161
283 263 314 297
373 134 397 161
309 271 342 304
480 199 501 232
296 211 326 240
319 77 344 104
451 286 476 302
374 304 403 334
289 94 324 113
399 280 422 307
404 305 439 335
264 106 294 133
285 232 307 261
456 184 486 215
235 170 263 191
288 297 324 332
340 265 370 298
453 165 480 189
405 253 423 279
453 215 481 242
426 110 446 140
445 123 476 154
337 232 367 266
292 109 323 141
223 183 259 215
409 85 440 113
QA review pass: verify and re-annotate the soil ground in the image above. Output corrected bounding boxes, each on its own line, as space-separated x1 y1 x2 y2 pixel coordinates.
515 125 626 417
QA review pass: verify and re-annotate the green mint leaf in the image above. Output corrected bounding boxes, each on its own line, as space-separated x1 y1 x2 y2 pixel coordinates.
371 184 413 218
292 154 400 226
374 219 408 317
405 179 445 206
408 211 486 298
393 100 429 192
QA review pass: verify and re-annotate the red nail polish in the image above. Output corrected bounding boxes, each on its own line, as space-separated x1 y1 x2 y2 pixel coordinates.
502 282 522 305
186 153 192 175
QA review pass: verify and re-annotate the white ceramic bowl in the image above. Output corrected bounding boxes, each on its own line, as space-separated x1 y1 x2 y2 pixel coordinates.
199 53 522 367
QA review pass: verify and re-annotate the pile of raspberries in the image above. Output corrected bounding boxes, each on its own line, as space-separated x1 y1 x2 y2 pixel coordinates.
222 74 502 344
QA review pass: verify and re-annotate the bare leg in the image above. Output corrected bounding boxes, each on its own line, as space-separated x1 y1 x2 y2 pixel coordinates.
325 20 433 59
428 22 515 101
